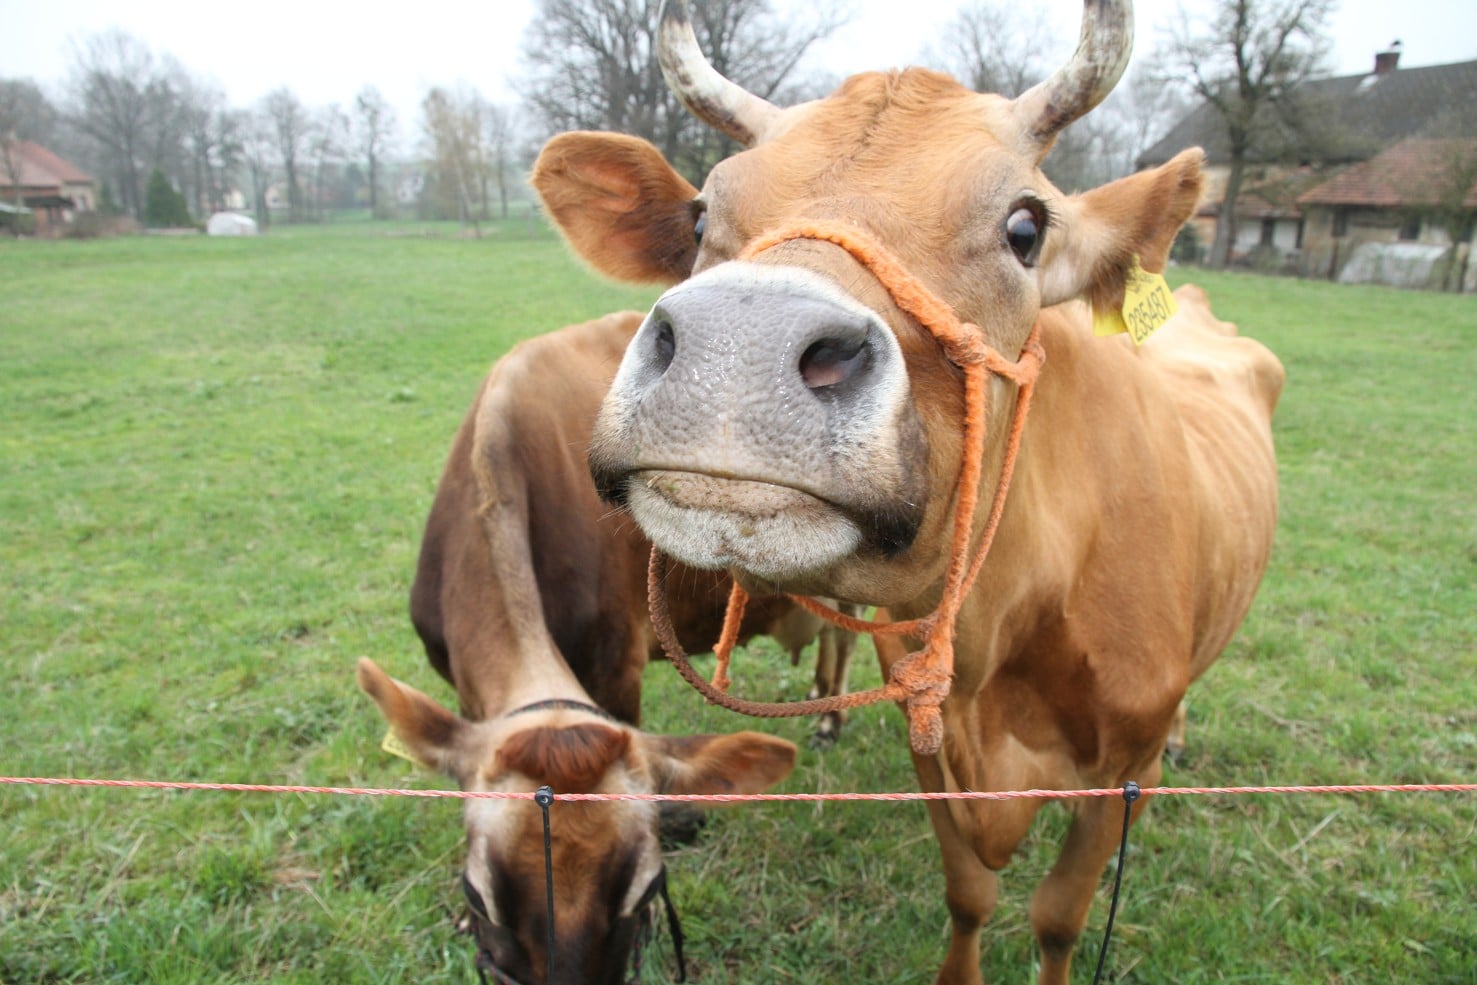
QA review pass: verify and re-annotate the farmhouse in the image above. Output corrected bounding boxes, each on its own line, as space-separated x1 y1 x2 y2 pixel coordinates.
0 140 97 235
1297 138 1477 291
1139 46 1477 288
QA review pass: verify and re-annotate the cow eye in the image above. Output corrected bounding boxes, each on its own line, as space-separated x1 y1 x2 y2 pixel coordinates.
1005 205 1044 265
693 209 707 245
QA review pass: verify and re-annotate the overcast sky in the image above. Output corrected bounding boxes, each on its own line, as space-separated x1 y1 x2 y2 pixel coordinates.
4 0 1473 140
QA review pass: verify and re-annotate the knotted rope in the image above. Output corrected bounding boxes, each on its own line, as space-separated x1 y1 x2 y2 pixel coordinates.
648 222 1045 755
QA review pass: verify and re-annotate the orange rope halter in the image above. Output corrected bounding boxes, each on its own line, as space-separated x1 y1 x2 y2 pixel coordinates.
647 222 1045 755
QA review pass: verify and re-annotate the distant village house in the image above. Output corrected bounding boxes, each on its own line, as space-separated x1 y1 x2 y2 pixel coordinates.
1139 45 1477 291
0 140 97 235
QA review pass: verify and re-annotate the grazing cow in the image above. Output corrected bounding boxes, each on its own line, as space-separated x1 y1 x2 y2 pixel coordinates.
528 1 1283 982
407 311 858 741
356 314 803 985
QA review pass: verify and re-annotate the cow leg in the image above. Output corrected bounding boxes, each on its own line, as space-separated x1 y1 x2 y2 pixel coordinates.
933 800 999 985
1164 699 1187 764
809 620 858 747
1027 761 1160 985
910 752 997 985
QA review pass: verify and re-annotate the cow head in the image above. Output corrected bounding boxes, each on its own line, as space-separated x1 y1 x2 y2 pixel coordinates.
533 0 1203 608
356 658 795 984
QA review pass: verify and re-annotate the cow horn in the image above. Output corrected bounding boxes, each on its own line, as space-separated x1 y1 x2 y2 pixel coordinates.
657 0 782 147
1012 0 1134 157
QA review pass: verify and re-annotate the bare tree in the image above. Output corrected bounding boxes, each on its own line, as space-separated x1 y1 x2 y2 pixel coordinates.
518 0 846 181
0 133 23 214
922 1 1144 192
308 103 349 220
1096 65 1191 182
146 56 197 205
1158 0 1334 268
66 30 162 218
210 103 245 214
176 77 229 216
62 35 231 222
482 102 519 219
0 78 59 145
1430 142 1477 291
1 79 59 213
422 86 486 233
239 109 276 228
353 85 396 218
930 0 1053 97
263 87 309 221
1036 64 1196 192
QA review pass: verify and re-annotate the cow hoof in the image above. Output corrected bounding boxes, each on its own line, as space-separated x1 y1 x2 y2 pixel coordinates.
808 720 841 750
658 803 708 847
1163 738 1186 767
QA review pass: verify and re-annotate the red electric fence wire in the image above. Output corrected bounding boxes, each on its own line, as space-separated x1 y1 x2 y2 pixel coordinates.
1 776 1473 802
11 773 1465 985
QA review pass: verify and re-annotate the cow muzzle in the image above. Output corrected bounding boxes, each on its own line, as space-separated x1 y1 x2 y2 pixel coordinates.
590 261 928 583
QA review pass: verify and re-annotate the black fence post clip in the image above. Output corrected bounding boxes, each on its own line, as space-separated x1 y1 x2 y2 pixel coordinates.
1091 781 1141 985
536 785 556 971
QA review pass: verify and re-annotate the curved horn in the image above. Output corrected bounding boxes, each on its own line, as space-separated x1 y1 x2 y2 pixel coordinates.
657 0 782 147
1013 0 1134 157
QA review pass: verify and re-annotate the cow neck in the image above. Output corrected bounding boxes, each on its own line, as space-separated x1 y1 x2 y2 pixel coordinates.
647 221 1045 756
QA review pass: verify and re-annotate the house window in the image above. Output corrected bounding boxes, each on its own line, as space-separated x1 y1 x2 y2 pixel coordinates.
1260 219 1275 246
1332 209 1348 238
1460 216 1474 244
1398 215 1421 241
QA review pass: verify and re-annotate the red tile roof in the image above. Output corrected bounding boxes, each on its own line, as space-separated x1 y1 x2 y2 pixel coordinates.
1298 138 1477 208
1 140 94 188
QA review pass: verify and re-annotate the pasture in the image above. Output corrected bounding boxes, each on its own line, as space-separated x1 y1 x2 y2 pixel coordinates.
2 217 1473 983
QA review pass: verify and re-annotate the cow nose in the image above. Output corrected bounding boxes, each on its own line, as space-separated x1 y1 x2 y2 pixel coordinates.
628 276 885 406
649 316 677 374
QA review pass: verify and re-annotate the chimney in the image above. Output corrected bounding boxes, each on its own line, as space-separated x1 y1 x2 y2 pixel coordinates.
1374 40 1403 76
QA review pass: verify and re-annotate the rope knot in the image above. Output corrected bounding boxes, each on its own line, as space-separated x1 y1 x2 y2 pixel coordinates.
981 333 1046 387
939 324 992 368
890 640 954 756
1016 338 1047 380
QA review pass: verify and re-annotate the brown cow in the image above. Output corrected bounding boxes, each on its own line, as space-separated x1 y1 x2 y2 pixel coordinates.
528 1 1283 983
356 314 803 984
406 309 858 741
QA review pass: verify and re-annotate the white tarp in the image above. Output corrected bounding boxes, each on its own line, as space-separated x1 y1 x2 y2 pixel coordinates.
1338 242 1448 289
206 212 258 237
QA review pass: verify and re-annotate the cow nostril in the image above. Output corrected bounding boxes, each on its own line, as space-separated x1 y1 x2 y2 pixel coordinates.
800 336 869 389
651 319 676 372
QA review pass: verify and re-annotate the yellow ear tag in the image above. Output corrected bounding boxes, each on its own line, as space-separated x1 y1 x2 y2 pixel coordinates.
381 727 430 769
1093 257 1177 345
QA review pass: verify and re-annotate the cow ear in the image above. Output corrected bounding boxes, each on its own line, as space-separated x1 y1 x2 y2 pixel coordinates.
1037 147 1204 310
531 131 702 286
640 731 797 797
355 658 468 776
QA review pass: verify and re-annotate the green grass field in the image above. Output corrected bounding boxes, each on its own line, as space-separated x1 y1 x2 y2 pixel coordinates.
2 220 1473 984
